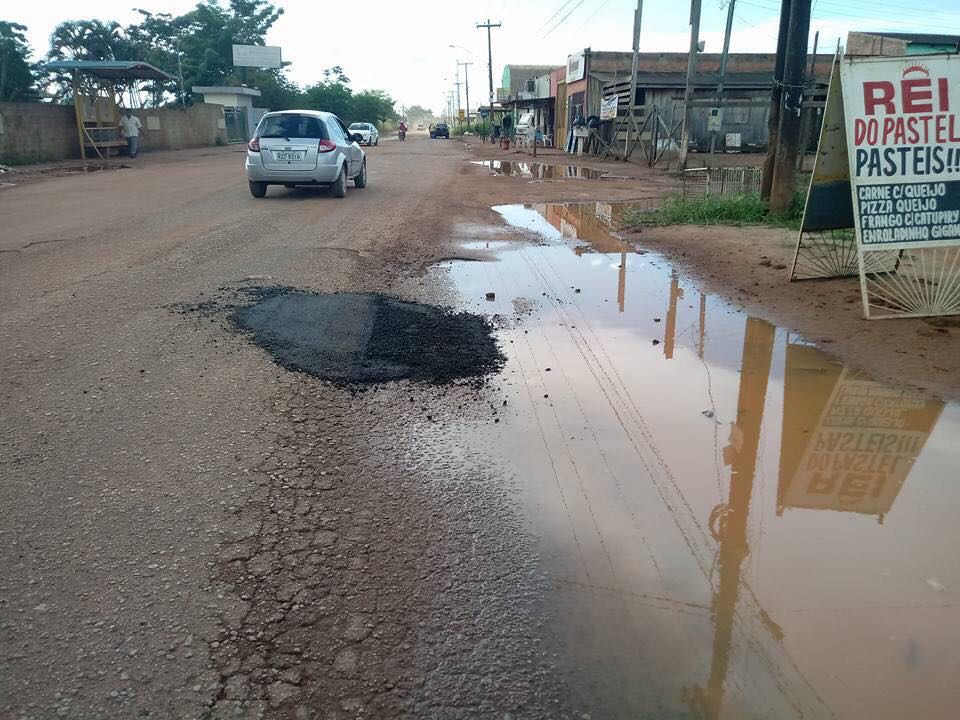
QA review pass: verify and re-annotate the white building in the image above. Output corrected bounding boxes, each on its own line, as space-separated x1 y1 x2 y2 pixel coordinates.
191 86 266 142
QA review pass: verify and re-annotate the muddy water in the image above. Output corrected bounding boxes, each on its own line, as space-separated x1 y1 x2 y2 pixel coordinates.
470 160 606 180
437 202 960 720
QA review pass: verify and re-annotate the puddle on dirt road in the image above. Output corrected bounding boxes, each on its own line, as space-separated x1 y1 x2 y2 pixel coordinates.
471 160 605 180
436 202 960 720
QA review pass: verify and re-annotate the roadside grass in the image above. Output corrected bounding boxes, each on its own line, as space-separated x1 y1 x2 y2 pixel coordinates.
624 191 806 231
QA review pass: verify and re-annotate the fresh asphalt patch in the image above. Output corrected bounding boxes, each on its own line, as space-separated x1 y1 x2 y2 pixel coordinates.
230 289 505 384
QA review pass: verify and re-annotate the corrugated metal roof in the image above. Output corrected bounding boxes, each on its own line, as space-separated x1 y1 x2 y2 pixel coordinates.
43 60 175 81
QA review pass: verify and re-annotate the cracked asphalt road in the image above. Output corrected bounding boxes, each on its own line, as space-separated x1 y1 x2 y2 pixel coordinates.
0 139 579 719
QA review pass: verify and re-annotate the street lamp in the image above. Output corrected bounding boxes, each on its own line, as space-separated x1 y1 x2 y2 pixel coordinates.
449 43 477 58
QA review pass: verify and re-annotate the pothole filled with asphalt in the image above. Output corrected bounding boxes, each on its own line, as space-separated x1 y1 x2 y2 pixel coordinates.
231 290 504 385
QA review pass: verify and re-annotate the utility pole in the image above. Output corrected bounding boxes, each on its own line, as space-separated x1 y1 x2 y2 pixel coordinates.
623 0 644 161
453 64 462 134
678 0 703 170
477 19 501 137
708 0 737 160
175 35 186 106
760 0 793 200
795 30 818 171
769 0 813 212
458 61 473 128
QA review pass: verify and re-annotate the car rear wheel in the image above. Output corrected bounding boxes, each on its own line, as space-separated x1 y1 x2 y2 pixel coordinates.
354 159 367 188
249 181 267 198
331 165 348 198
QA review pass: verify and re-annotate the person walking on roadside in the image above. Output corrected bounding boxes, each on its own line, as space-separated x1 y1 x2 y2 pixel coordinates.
119 109 143 159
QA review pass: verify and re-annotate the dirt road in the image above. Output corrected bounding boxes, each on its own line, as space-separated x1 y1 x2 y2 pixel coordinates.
3 136 959 720
0 139 586 719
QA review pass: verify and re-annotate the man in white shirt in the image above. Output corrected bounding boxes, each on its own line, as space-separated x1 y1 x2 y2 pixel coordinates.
119 110 143 159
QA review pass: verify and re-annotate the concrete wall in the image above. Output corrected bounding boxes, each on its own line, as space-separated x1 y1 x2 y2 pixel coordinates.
0 102 227 165
134 103 227 151
0 102 80 165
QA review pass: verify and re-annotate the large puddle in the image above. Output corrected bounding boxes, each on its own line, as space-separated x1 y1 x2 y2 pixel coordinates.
470 160 606 180
437 203 960 720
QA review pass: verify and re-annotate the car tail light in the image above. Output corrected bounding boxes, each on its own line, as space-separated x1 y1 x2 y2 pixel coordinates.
247 137 260 152
318 139 337 153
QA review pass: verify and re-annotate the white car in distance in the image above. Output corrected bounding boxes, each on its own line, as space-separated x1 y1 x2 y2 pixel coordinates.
348 122 379 146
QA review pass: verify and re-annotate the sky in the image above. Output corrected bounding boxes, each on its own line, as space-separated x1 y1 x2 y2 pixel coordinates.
9 0 960 114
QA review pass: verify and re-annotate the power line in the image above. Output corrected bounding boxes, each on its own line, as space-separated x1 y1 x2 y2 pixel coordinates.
543 0 589 38
537 0 579 34
738 0 958 26
581 0 616 28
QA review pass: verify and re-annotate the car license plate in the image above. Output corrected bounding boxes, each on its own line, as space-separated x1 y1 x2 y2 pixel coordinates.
274 151 304 161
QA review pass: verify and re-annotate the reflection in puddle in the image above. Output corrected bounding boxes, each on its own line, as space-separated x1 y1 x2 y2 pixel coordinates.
437 203 960 720
470 160 605 180
777 344 943 521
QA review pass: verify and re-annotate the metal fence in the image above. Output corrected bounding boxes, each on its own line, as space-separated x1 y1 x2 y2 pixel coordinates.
682 167 764 200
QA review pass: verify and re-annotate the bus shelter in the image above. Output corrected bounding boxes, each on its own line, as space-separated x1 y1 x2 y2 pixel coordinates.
44 60 175 161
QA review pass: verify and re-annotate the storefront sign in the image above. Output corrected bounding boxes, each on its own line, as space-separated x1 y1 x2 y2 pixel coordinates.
566 51 585 83
599 95 618 121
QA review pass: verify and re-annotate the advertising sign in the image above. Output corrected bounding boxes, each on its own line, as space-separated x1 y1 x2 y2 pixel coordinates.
232 44 282 69
599 95 618 121
707 108 722 133
841 55 960 249
566 51 585 83
792 51 960 318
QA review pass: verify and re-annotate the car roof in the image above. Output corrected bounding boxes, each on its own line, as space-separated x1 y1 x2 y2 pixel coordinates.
262 109 334 119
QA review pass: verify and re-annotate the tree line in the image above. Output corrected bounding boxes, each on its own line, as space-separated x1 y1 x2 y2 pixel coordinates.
0 0 398 125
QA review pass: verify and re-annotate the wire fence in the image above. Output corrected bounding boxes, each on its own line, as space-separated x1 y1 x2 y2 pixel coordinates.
682 167 764 200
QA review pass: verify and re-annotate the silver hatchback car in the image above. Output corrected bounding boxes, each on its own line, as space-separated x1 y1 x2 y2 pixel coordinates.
245 110 367 198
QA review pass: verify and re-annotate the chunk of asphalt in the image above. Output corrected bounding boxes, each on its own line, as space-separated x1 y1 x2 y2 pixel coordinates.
232 292 504 385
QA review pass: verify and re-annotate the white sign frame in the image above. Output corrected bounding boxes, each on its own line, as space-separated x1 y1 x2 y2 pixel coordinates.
232 44 282 69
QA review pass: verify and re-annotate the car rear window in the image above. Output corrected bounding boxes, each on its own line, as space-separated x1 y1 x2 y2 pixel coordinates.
259 114 328 139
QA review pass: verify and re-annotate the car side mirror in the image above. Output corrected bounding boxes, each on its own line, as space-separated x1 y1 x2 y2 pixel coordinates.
352 133 364 143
